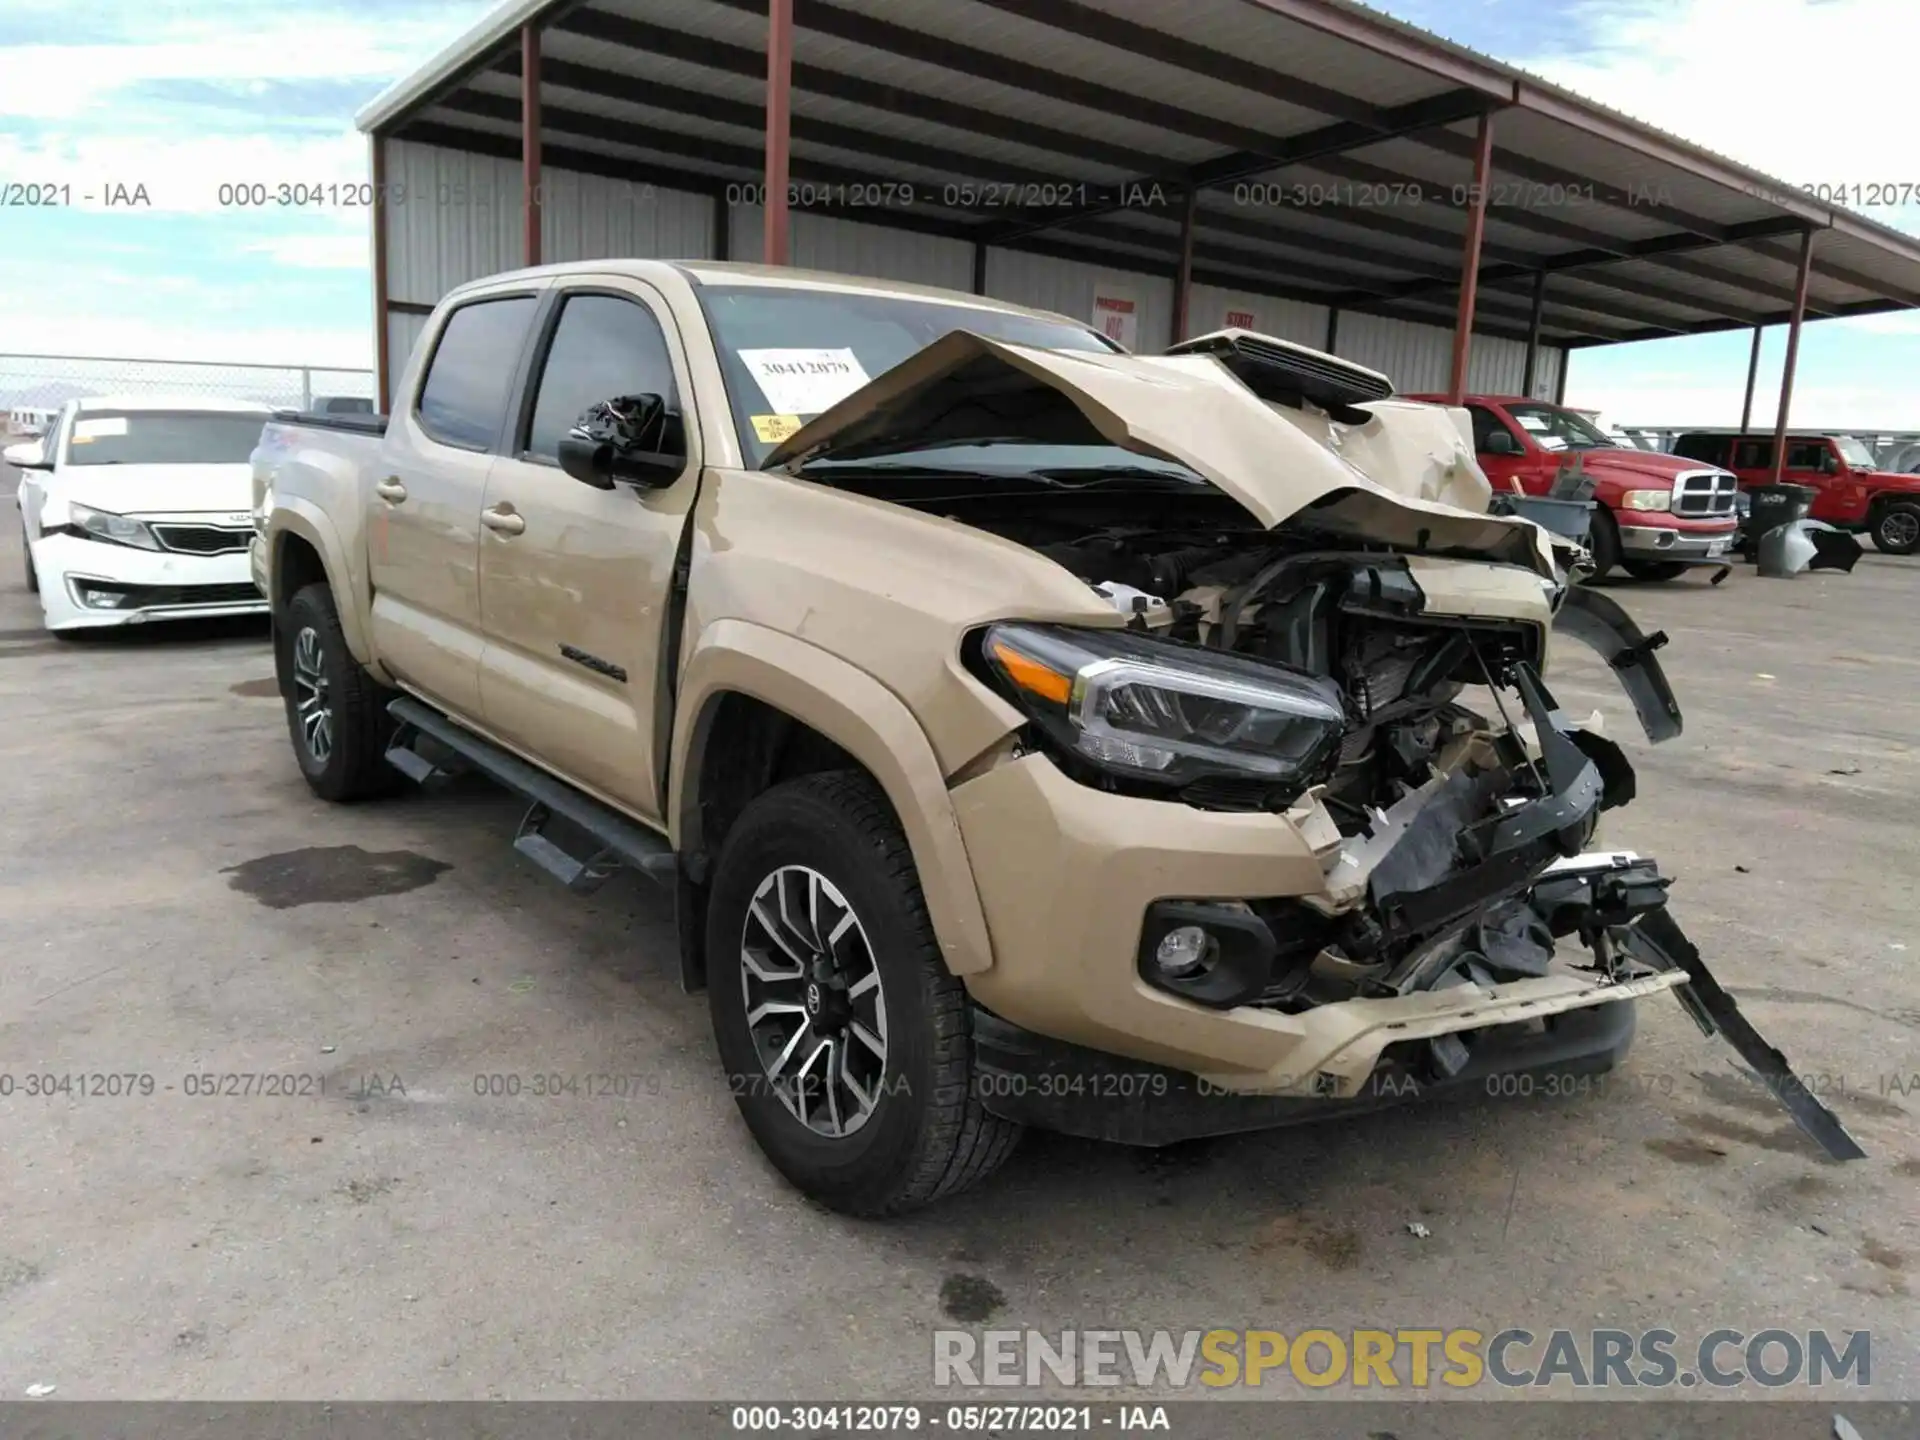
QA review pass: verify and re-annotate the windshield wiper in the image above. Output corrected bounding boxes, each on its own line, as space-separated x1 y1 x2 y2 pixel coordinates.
1029 464 1205 489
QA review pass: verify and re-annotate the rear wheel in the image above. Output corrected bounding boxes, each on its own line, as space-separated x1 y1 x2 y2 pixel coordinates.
280 583 400 802
1870 501 1920 555
1621 560 1689 582
706 771 1021 1216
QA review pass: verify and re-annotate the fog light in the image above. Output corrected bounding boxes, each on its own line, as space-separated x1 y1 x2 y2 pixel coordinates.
79 585 128 609
1154 924 1214 979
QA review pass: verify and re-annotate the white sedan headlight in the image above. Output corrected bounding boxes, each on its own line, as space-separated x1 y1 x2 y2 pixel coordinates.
68 502 162 551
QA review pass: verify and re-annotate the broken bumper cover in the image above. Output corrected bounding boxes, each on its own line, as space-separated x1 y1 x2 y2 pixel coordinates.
972 993 1640 1147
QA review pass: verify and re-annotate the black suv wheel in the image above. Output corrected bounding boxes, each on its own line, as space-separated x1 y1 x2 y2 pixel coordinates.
280 583 400 802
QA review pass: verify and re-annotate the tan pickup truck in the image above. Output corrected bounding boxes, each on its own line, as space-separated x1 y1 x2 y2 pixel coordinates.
251 260 1859 1214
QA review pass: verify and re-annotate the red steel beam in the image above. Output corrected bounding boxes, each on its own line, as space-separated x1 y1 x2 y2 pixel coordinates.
521 23 542 267
1171 187 1197 344
763 0 794 265
1446 109 1496 405
1738 323 1763 432
1768 229 1817 483
370 133 391 411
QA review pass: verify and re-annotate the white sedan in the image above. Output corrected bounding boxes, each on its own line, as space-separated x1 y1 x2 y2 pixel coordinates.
10 395 272 633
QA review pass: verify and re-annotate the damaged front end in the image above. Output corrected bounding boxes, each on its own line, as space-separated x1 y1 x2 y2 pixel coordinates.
775 326 1861 1160
966 541 1861 1161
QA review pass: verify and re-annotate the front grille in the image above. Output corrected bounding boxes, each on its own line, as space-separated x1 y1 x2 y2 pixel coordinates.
1672 470 1738 517
152 523 253 556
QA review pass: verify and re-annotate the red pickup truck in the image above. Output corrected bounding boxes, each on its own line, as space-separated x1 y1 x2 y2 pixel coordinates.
1407 395 1740 581
1670 430 1920 555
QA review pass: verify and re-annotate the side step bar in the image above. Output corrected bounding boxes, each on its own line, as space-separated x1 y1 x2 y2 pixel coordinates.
385 696 676 893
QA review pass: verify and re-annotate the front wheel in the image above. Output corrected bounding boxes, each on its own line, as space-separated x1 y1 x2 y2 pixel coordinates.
1583 510 1621 580
1621 560 1689 582
706 771 1022 1216
279 583 400 802
1870 501 1920 555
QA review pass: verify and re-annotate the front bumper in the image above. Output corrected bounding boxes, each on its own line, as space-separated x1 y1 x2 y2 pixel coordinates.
953 752 1681 1098
1616 522 1737 562
972 995 1639 1146
33 533 266 631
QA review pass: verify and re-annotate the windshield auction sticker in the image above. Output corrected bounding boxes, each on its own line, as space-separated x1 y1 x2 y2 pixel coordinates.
750 414 805 444
739 348 872 417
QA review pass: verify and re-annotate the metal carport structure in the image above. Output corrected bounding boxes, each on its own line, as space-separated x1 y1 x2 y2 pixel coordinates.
357 0 1920 482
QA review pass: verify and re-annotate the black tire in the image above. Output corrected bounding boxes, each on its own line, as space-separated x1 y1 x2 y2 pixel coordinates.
1621 560 1689 582
706 771 1021 1216
1583 509 1621 580
1870 500 1920 555
280 582 400 802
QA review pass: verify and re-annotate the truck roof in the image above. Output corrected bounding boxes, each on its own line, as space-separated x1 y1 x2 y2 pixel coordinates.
442 258 1090 334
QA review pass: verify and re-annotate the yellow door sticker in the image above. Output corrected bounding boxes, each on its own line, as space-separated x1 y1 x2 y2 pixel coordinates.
751 413 805 444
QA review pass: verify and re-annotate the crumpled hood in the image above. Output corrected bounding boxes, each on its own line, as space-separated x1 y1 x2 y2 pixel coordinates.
766 331 1555 574
52 462 255 519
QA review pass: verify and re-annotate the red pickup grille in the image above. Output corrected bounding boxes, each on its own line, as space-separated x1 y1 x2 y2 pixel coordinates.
1673 472 1738 517
152 523 253 556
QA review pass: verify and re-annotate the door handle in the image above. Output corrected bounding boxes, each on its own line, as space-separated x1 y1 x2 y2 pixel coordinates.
482 504 526 536
374 477 408 503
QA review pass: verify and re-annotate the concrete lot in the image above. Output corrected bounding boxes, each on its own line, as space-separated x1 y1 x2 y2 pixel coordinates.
1 485 1915 1401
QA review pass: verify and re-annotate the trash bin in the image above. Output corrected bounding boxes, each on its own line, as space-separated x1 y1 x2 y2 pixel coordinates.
1746 483 1817 539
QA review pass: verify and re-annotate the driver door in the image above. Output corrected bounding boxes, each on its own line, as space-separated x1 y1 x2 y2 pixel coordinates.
1468 405 1535 495
475 278 700 824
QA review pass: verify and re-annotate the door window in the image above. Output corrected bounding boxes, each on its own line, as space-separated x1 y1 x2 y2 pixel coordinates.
1465 405 1515 453
1733 439 1773 470
416 296 539 451
524 294 682 463
1784 440 1828 472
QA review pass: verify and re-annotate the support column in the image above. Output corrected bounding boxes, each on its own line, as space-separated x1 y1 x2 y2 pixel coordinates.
971 241 987 296
1171 186 1196 345
1738 323 1763 433
521 23 542 267
763 0 794 265
1446 109 1496 405
712 190 731 261
1521 270 1546 398
1553 348 1568 405
1323 308 1340 354
1767 228 1816 484
370 133 391 412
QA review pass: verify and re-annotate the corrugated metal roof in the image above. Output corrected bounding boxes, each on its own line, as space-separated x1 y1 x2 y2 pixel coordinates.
354 0 1920 348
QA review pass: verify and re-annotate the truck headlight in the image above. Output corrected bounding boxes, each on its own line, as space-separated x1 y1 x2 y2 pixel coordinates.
68 502 162 551
977 622 1346 792
1620 489 1672 512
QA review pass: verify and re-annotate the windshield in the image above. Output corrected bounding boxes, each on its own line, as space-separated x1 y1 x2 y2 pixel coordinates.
1834 435 1877 468
1504 404 1616 452
64 411 269 466
697 284 1118 466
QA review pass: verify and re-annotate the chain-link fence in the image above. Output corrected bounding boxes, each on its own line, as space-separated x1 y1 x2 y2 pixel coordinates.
0 353 376 433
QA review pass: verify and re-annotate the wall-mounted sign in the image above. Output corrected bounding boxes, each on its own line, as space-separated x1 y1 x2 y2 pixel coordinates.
1092 282 1140 350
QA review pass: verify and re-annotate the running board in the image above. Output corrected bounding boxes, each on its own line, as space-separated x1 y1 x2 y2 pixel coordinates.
385 697 676 890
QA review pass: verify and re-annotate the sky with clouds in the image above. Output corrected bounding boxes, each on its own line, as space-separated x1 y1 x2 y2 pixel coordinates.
2 0 1917 425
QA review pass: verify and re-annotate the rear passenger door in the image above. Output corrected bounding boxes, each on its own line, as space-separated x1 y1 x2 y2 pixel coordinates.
368 284 544 724
475 278 700 824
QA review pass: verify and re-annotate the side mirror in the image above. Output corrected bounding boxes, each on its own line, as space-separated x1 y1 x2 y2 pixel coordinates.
1820 451 1840 475
556 394 685 491
1483 429 1522 456
3 441 50 470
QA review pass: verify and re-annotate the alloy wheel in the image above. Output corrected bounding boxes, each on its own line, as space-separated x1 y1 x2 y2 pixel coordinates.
738 864 889 1138
291 625 334 764
1881 509 1919 549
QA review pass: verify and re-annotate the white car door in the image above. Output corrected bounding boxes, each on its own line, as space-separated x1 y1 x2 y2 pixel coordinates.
16 405 68 539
